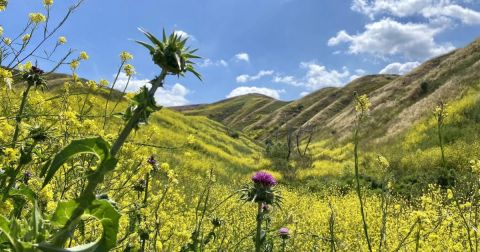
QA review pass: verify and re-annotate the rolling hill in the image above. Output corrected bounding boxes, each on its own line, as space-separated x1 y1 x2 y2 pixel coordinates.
175 38 480 143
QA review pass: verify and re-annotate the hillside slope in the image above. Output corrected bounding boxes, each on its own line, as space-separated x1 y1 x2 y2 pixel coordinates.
174 93 289 131
177 38 480 143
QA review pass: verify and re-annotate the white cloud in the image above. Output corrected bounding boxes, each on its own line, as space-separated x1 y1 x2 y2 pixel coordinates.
273 75 304 86
349 75 362 81
355 69 367 75
115 72 190 106
301 62 352 90
174 30 194 40
351 0 480 25
226 86 285 99
236 70 274 83
349 69 367 81
235 52 250 62
379 61 421 74
198 58 228 67
327 30 353 46
423 4 480 25
328 18 454 60
300 91 310 97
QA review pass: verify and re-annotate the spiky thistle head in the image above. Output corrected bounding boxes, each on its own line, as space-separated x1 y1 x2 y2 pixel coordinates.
136 28 202 80
239 171 282 207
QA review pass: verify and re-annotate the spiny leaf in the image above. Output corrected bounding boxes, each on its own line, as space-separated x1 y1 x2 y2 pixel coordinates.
135 40 155 54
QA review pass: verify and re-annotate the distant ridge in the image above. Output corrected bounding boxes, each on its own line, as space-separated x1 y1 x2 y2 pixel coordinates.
175 38 480 142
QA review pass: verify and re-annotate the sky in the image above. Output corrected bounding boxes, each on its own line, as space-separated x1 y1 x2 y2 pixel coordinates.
2 0 480 106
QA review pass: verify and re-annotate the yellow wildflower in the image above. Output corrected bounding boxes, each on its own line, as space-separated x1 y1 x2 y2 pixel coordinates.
377 155 390 171
447 189 453 200
0 0 7 12
43 0 53 7
123 64 135 77
470 159 480 174
0 200 13 215
120 51 133 62
29 13 47 24
0 67 13 88
70 60 79 70
79 51 89 60
58 36 67 45
187 134 196 145
160 162 170 172
22 34 31 43
99 79 109 86
355 94 371 113
3 37 11 45
18 61 33 72
86 80 97 91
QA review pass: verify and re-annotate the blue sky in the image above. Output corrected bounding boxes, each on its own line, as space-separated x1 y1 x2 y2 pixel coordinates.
2 0 480 105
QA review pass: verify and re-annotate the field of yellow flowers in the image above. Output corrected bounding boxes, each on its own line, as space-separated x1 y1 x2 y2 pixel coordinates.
1 1 480 251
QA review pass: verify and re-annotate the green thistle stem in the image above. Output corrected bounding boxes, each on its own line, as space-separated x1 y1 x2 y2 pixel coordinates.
110 70 167 157
255 202 263 252
281 239 287 252
11 84 31 146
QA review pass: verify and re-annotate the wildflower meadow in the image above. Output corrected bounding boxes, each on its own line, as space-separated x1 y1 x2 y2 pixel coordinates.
1 1 480 251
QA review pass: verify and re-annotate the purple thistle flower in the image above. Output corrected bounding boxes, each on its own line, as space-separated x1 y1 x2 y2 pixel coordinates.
147 155 156 165
252 171 277 187
279 227 290 239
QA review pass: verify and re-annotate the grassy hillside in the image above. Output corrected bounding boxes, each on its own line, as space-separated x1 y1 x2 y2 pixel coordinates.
174 93 289 131
178 39 480 144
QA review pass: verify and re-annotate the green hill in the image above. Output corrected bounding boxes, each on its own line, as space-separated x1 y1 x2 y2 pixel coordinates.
176 39 480 145
174 93 289 131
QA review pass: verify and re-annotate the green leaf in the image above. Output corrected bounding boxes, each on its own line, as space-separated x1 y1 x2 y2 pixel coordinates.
40 199 120 252
32 200 45 243
9 184 37 202
0 215 19 251
51 201 79 227
40 137 112 188
86 199 120 250
138 27 162 47
135 40 155 54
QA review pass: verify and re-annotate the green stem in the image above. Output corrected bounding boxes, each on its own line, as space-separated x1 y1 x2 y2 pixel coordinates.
52 70 167 247
1 163 24 202
79 88 91 117
143 172 149 205
438 123 445 168
255 202 263 252
102 62 125 130
110 70 167 157
11 84 32 146
354 123 372 252
109 75 131 116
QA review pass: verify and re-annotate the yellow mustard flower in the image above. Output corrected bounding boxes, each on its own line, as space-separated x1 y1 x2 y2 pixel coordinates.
120 51 133 62
3 37 11 45
22 33 31 43
355 94 371 113
99 79 109 86
58 36 67 44
70 60 79 70
123 64 135 77
79 51 89 60
43 0 53 7
29 13 47 24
